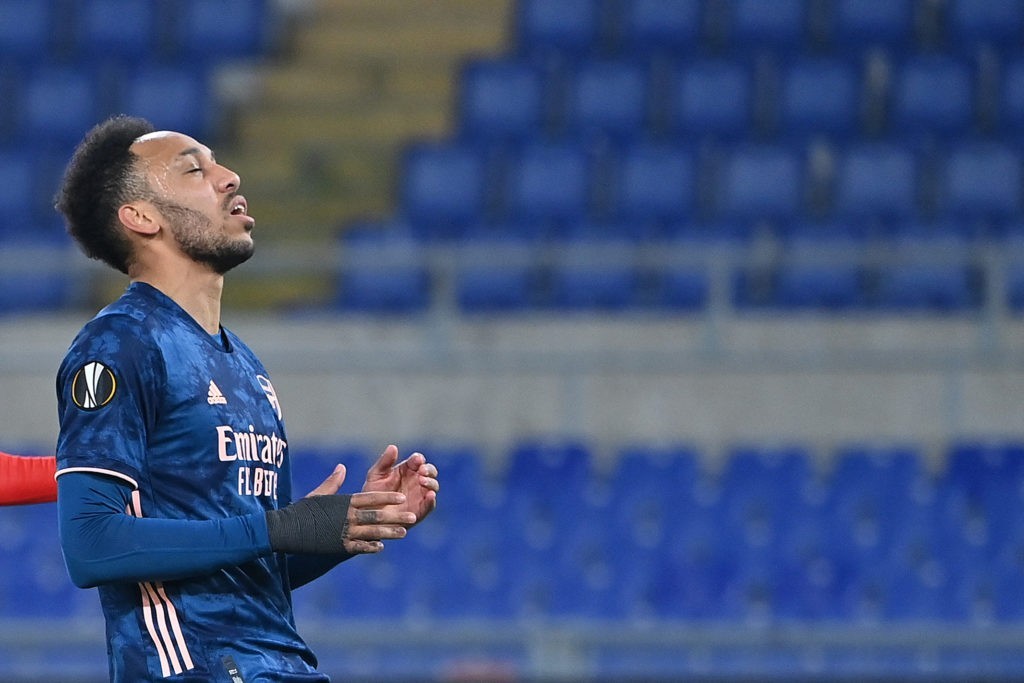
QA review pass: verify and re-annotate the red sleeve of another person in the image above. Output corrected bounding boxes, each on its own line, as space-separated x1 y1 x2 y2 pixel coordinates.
0 451 57 505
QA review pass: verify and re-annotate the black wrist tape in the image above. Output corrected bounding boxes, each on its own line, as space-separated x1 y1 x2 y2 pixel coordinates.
265 494 352 554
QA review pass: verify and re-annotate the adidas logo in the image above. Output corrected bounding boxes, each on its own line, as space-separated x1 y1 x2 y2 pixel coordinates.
207 380 227 406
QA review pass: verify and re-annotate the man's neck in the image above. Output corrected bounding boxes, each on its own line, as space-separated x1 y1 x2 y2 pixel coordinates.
131 266 224 334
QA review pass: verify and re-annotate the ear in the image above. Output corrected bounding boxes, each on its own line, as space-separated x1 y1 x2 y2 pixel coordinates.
118 202 160 237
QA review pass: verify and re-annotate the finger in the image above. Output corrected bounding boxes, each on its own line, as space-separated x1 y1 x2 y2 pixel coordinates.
343 539 384 554
367 444 399 478
352 508 418 526
347 524 408 540
349 491 406 507
306 464 346 497
419 475 440 492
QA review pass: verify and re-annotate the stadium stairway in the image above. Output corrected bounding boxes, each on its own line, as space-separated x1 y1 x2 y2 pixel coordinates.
218 0 512 309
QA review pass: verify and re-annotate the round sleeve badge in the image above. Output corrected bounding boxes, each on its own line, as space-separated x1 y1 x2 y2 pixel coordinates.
71 361 117 410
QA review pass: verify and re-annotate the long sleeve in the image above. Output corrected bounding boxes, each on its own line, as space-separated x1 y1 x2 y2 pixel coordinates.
58 470 273 588
0 451 57 505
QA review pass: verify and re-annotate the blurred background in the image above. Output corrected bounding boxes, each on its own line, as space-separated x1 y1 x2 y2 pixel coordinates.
2 0 1024 680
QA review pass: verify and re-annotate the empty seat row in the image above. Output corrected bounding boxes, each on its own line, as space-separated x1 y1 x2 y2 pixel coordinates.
331 247 1024 314
514 0 1023 60
279 438 1024 623
0 64 214 152
398 140 1022 238
0 0 279 65
458 52 1024 144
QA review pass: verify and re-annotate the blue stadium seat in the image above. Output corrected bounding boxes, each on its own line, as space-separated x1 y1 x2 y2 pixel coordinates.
617 0 704 57
889 55 975 138
938 143 1022 224
456 263 539 312
502 142 592 223
0 0 56 61
726 0 809 53
715 145 804 223
1007 264 1024 312
514 0 604 59
335 265 431 314
457 59 547 142
873 263 982 312
72 0 163 62
18 65 106 147
655 266 709 310
1000 57 1024 134
170 0 277 62
119 66 213 139
828 0 917 51
400 143 490 239
945 0 1024 50
669 58 754 141
832 143 919 224
563 60 651 141
0 150 35 236
775 262 866 310
777 58 861 139
608 141 697 225
548 260 641 310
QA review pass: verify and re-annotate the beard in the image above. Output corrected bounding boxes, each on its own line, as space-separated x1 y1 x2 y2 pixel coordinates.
153 198 254 275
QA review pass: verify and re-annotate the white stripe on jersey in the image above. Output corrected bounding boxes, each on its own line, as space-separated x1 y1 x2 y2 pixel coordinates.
128 491 195 678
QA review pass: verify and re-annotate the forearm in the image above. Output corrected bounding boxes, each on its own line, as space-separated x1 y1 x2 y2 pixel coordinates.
58 471 272 588
0 452 57 505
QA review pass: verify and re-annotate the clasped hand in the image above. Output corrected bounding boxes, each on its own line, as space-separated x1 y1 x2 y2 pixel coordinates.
306 444 440 554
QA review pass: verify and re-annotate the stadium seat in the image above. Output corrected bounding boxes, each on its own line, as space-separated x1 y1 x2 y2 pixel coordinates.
774 262 866 310
455 263 539 312
714 145 804 223
502 142 592 223
335 265 431 314
169 0 277 62
938 143 1022 224
400 142 490 239
548 261 641 310
71 0 163 62
776 58 862 139
1007 263 1024 312
945 0 1024 50
0 0 56 61
608 141 697 225
514 0 604 59
0 150 36 236
563 60 651 141
457 59 547 142
889 55 975 139
617 0 704 57
118 66 213 140
726 0 810 53
669 58 754 141
872 263 982 312
828 0 917 51
18 65 106 147
655 266 709 311
999 57 1024 134
832 143 920 224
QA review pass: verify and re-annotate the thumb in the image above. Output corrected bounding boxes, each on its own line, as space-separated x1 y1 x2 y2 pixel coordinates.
307 464 346 497
368 444 399 479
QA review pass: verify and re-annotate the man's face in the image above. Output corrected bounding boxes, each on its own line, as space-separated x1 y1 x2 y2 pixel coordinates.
130 131 255 274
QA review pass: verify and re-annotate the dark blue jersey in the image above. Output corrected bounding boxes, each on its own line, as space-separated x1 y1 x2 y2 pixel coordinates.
56 282 326 682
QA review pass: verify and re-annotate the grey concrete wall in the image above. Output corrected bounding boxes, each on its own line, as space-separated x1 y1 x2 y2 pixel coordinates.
3 314 1022 466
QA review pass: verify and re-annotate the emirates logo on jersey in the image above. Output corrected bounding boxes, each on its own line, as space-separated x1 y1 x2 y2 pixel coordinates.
256 374 282 420
71 361 117 411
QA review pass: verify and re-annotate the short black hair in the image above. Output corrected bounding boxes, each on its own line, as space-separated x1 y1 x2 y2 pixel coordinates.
54 115 157 274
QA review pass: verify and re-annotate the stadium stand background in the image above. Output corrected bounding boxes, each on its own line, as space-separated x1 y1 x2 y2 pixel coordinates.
2 0 1024 680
